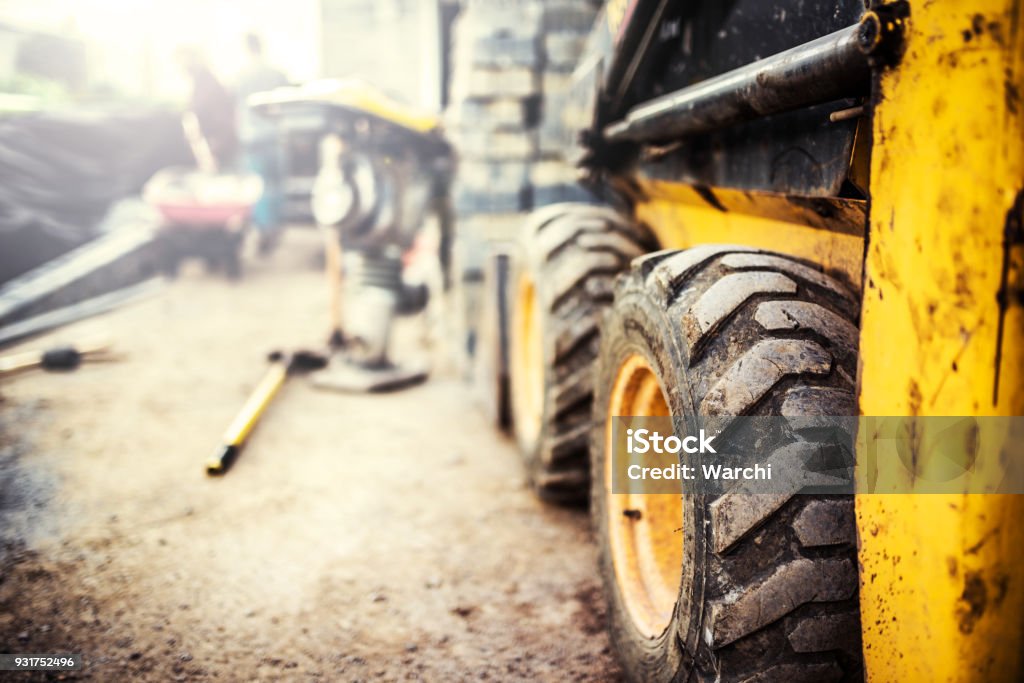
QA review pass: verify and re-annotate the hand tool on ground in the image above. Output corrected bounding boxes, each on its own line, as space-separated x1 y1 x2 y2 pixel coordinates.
206 349 328 476
0 341 117 377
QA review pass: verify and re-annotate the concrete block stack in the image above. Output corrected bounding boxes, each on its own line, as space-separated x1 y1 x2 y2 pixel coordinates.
533 0 598 206
448 1 542 219
446 0 598 255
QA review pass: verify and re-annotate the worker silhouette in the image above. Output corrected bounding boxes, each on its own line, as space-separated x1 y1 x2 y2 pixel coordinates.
176 46 237 171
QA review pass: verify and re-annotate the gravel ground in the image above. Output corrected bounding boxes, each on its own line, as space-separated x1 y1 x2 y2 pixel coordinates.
0 229 621 681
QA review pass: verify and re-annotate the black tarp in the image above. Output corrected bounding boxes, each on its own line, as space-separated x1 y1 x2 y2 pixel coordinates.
0 107 192 283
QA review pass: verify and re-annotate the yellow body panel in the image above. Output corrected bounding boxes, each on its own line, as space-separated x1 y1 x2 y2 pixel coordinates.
857 1 1024 681
250 78 440 135
631 179 865 291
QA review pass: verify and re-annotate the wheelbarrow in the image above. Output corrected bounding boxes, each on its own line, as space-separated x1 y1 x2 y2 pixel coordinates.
144 168 263 279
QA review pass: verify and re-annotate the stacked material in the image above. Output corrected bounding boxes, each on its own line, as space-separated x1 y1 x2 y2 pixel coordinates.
447 1 542 217
533 0 597 206
446 0 597 269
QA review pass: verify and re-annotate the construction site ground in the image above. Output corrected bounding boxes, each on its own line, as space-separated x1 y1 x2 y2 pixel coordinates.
0 228 621 681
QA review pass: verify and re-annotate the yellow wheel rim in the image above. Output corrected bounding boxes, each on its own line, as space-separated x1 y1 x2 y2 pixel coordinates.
605 354 684 638
511 271 544 447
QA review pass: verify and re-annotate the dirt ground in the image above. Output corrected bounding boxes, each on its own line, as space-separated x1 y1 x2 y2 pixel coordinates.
0 230 622 681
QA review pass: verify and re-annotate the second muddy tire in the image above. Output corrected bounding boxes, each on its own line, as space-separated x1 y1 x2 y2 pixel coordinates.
591 245 863 682
509 203 653 504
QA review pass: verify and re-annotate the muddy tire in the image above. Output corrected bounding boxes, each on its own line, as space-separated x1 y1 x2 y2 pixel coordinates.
509 203 653 504
591 245 863 682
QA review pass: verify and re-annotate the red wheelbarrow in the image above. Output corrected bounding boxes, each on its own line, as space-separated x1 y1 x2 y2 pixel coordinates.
144 168 263 279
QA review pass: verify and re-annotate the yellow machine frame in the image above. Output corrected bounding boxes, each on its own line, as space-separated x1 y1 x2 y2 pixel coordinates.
624 1 1024 680
250 78 441 135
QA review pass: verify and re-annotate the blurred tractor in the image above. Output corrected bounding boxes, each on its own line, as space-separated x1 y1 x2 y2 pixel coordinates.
252 80 453 391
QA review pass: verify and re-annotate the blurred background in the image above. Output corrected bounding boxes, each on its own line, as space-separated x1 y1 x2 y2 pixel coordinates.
1 0 441 282
0 0 595 294
0 0 428 105
0 2 618 679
